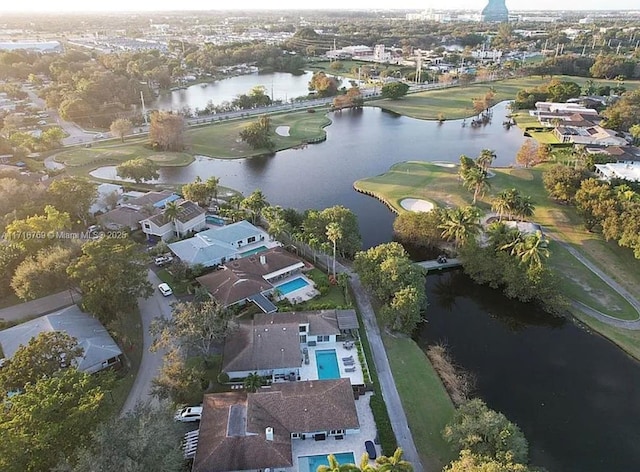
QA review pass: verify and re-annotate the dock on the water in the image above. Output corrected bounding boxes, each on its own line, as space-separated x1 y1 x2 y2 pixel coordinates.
415 258 462 272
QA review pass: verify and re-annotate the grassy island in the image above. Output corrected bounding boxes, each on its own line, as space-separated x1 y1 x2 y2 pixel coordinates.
355 161 640 354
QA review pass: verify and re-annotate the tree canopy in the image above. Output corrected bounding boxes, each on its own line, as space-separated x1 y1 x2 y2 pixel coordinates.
116 157 160 183
381 82 410 100
301 205 362 258
67 237 153 325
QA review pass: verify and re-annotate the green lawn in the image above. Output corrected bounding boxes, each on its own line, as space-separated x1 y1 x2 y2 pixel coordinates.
156 268 191 296
56 111 332 172
188 111 331 158
527 130 560 144
355 161 640 323
369 76 640 121
383 335 456 470
54 140 194 168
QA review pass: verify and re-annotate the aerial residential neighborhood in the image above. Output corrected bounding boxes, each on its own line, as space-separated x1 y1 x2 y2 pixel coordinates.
1 2 640 472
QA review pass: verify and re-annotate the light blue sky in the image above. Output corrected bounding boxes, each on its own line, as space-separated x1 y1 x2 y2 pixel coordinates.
0 0 637 13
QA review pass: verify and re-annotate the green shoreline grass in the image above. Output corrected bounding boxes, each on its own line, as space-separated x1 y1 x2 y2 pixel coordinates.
354 161 640 325
383 334 456 470
369 76 640 121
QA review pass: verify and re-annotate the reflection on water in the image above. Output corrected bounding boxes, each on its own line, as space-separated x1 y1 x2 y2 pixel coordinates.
417 271 640 472
91 102 523 248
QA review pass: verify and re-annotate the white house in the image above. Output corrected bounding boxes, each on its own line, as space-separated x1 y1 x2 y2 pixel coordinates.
140 200 206 241
595 162 640 182
553 125 627 146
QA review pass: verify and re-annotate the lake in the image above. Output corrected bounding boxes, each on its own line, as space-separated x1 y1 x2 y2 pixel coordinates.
92 101 523 248
418 271 640 472
150 71 317 112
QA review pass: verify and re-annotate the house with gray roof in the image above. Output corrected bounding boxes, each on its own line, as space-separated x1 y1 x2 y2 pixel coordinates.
168 220 269 267
97 189 179 231
0 305 122 374
193 378 359 472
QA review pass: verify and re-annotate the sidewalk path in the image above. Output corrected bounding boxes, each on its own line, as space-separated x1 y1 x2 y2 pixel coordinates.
341 265 425 472
0 289 81 323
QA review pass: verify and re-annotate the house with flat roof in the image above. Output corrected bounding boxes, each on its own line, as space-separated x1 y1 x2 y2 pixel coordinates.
168 220 269 267
595 162 640 182
196 247 305 312
192 378 359 472
140 200 206 241
530 102 600 125
0 305 122 374
553 125 627 146
585 145 640 164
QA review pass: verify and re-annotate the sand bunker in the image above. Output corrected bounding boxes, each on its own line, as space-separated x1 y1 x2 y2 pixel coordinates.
430 161 456 168
275 126 290 137
400 198 435 212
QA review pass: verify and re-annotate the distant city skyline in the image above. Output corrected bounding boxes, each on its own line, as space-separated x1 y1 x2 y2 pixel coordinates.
0 0 638 13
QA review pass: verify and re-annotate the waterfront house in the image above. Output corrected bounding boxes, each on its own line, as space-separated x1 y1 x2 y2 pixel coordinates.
97 189 178 230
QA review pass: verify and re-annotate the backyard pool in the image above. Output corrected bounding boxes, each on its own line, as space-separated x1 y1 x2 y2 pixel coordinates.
299 452 356 472
315 349 340 380
275 276 310 295
239 245 268 257
205 215 226 226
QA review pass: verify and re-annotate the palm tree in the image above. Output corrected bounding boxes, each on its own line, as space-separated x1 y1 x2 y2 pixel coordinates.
206 176 220 206
229 194 244 210
462 167 490 204
317 454 361 472
486 221 519 249
477 149 496 172
164 201 181 233
514 195 535 221
375 448 413 472
514 230 550 269
326 222 343 278
243 372 263 393
337 272 351 305
267 217 289 241
438 206 481 249
359 452 378 472
491 191 511 221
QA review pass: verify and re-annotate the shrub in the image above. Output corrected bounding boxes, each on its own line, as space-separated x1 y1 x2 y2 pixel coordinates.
217 372 230 384
370 394 397 455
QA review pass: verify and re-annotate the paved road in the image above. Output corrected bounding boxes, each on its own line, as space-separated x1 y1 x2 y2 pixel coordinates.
0 289 81 323
121 270 174 414
341 266 425 472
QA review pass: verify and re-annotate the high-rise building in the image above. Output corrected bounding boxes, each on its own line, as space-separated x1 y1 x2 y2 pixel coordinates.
481 0 509 22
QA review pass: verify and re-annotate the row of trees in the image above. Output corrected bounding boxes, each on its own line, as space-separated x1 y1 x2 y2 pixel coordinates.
512 79 581 110
354 242 426 334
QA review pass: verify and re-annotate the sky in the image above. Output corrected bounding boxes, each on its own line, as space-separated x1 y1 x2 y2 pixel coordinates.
0 0 637 13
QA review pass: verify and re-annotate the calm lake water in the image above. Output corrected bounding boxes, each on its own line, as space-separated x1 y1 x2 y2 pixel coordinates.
150 71 316 112
419 271 640 472
92 101 522 248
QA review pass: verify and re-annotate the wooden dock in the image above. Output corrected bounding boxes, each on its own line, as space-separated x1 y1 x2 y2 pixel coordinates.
415 258 462 272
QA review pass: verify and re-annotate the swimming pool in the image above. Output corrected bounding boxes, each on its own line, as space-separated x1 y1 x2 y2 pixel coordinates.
275 276 309 295
315 349 340 380
299 452 356 472
205 215 225 226
240 245 268 257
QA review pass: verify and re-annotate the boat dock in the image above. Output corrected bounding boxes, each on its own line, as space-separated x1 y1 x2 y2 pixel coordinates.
415 258 462 272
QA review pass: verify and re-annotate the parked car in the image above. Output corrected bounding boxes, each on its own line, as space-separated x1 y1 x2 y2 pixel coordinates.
365 440 377 460
174 405 203 422
158 283 173 297
154 255 173 266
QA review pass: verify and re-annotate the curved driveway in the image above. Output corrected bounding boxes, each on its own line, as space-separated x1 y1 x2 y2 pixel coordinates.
121 269 174 414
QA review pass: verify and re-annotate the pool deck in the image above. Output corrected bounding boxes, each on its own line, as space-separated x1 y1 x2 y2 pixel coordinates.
299 342 365 386
286 392 380 472
275 274 320 304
